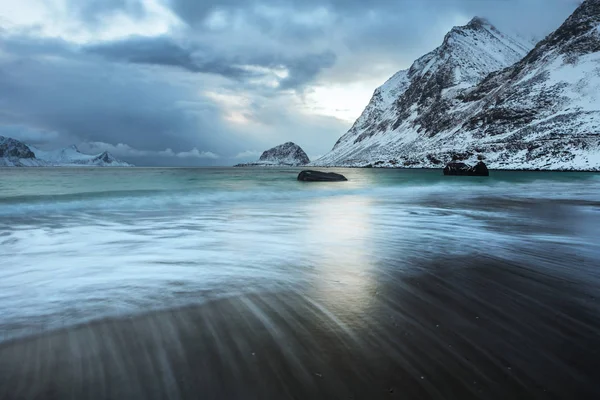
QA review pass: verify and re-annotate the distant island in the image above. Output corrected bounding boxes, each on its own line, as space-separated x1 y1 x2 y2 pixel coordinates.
235 142 310 167
0 136 132 167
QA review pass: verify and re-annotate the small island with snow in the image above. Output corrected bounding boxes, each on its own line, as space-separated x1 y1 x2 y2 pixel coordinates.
234 142 310 167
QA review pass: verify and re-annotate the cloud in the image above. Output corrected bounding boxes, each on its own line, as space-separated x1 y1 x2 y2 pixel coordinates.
85 36 254 78
78 141 152 157
68 0 146 24
77 142 220 160
234 150 261 159
84 35 337 89
0 125 61 145
175 148 220 159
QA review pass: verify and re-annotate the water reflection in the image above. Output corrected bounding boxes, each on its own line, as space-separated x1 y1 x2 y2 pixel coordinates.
303 195 378 318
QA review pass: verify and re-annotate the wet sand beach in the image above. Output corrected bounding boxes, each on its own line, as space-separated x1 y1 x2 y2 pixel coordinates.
1 254 599 400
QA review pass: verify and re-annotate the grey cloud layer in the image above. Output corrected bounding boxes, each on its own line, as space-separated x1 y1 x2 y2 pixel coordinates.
85 36 336 89
69 0 146 23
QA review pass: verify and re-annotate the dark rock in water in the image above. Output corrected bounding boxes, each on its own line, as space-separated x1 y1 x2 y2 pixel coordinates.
297 170 348 182
444 161 489 176
471 161 490 176
444 162 470 175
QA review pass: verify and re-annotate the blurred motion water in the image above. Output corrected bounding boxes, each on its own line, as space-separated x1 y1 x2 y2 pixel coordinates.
0 167 599 399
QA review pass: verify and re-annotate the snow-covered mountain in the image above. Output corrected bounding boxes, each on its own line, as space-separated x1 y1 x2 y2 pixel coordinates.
29 145 132 167
0 136 133 167
235 142 310 167
0 136 41 166
315 1 600 170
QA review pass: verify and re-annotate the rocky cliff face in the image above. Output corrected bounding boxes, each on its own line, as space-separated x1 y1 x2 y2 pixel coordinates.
236 142 310 166
315 1 600 171
0 136 36 159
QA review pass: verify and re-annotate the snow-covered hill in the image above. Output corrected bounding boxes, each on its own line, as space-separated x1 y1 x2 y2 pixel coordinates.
29 145 132 167
235 142 310 167
0 136 45 166
315 1 600 170
0 136 132 167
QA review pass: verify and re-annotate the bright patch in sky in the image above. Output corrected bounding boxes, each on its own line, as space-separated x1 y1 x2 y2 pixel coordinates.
306 81 384 123
204 91 256 125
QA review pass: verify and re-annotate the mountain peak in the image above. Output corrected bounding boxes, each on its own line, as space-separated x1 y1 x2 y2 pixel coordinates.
555 0 600 38
442 17 501 48
466 16 491 29
510 0 600 71
0 136 36 160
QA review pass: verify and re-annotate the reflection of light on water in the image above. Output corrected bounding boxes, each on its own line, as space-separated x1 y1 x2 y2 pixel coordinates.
303 195 377 315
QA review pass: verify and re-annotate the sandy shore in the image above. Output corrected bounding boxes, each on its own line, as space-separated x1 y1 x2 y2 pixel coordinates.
1 255 599 400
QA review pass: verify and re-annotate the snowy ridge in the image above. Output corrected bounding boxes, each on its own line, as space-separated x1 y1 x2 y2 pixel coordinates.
315 3 600 171
29 145 132 167
0 136 133 167
324 16 532 157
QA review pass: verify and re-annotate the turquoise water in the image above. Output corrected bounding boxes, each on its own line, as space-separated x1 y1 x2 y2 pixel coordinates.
0 167 599 341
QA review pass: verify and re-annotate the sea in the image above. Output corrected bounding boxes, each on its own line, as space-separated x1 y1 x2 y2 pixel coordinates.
2 167 600 398
1 167 598 343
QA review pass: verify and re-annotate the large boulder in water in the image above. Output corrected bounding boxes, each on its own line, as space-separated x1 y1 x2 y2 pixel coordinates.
444 161 489 176
297 170 348 182
471 161 489 176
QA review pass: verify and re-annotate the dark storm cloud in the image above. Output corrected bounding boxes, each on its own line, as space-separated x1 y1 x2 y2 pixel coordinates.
158 0 580 85
278 51 336 89
165 0 578 35
84 36 337 89
0 34 258 165
0 32 346 165
85 36 253 78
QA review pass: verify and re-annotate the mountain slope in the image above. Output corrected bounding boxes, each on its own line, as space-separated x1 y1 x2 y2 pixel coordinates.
317 17 532 167
0 137 47 166
315 3 600 170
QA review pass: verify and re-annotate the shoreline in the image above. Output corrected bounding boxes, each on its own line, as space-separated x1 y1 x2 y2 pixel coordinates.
2 165 600 172
235 165 600 173
1 257 599 400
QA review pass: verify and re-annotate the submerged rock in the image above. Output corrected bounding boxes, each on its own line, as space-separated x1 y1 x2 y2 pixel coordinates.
444 161 489 176
297 170 348 182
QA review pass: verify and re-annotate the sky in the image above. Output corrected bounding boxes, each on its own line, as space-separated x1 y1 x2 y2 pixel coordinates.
0 0 581 166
